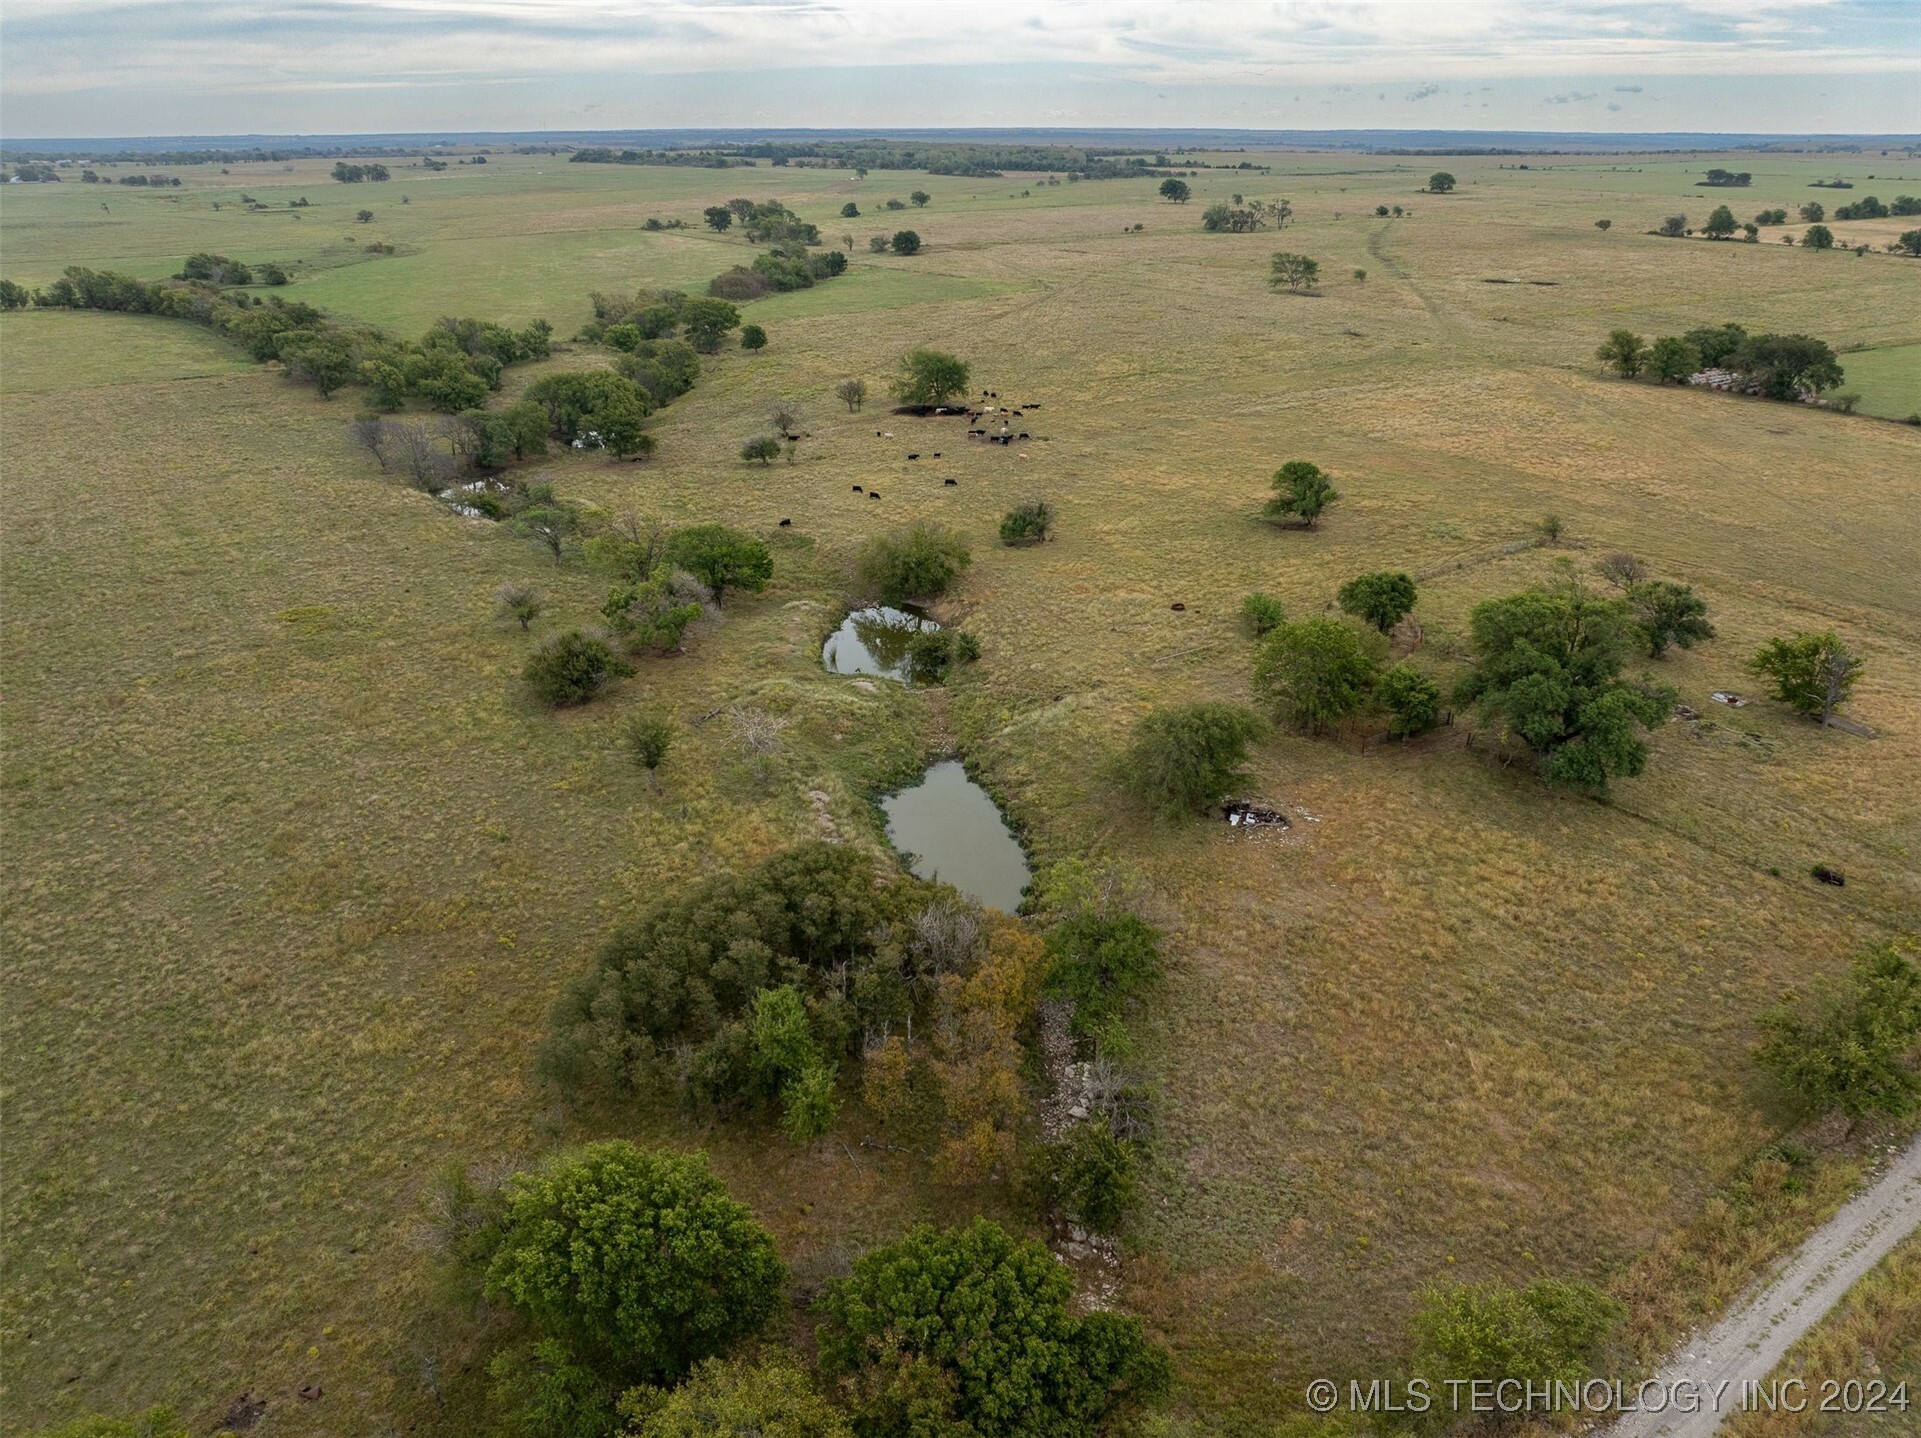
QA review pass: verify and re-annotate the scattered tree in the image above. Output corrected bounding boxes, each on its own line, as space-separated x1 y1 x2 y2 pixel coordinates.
1428 172 1457 193
889 229 922 255
1263 459 1339 527
703 206 733 232
1895 229 1921 257
1804 224 1835 250
1336 570 1418 633
1749 630 1862 723
473 1142 783 1386
511 504 580 565
816 1219 1169 1438
665 525 773 602
839 202 859 218
679 297 740 353
622 712 675 786
1627 580 1715 657
1757 942 1921 1125
891 347 970 407
1727 332 1844 400
741 436 782 465
1659 214 1688 237
1596 329 1647 379
1378 663 1443 738
1595 551 1647 588
835 377 867 411
1158 178 1191 203
1268 251 1320 292
1120 702 1267 818
910 190 930 207
1253 618 1385 734
1456 586 1674 791
739 323 767 350
522 630 633 706
1595 218 1612 231
1045 911 1165 1036
1702 204 1737 239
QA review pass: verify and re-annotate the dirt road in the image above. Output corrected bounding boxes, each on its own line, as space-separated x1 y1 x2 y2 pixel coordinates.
1605 1133 1921 1438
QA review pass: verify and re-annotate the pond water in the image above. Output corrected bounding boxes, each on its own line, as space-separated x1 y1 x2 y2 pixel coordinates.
822 605 938 680
880 760 1031 913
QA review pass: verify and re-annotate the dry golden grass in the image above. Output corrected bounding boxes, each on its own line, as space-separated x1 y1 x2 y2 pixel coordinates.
3 148 1918 1433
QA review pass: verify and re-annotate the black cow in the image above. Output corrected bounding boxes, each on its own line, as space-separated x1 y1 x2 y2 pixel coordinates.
870 490 881 500
944 478 957 487
853 484 863 492
907 453 919 460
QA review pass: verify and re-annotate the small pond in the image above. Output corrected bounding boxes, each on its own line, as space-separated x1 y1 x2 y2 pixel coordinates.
822 605 938 681
880 760 1031 913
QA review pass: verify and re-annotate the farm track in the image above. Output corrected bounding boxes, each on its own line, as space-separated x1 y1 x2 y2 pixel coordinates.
1605 1132 1921 1438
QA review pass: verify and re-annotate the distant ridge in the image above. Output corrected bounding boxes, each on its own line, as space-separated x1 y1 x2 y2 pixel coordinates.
6 127 1918 156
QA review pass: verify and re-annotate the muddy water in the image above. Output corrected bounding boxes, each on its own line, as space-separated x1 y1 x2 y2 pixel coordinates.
880 760 1030 913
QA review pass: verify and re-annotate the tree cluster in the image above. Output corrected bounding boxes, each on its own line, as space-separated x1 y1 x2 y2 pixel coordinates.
1597 322 1845 401
330 161 390 182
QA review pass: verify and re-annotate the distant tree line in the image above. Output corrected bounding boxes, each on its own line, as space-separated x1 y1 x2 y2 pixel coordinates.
568 146 756 168
1597 321 1848 402
330 162 390 182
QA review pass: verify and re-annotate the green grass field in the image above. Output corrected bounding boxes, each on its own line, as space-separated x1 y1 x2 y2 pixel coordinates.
3 147 1919 1435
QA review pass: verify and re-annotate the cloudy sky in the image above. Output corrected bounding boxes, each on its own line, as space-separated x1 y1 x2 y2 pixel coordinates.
2 0 1916 139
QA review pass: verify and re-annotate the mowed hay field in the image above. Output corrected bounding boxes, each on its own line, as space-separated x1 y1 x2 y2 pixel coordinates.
4 149 1920 1433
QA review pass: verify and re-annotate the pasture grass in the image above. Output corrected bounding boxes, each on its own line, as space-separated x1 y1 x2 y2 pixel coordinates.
3 147 1919 1434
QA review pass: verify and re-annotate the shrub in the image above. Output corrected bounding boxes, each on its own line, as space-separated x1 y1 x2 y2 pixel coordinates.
1627 580 1714 657
904 627 980 684
1044 1124 1140 1232
1413 1278 1624 1392
1241 591 1285 636
1804 223 1835 250
1336 570 1417 633
839 201 859 218
1749 630 1862 722
1253 618 1385 734
1659 214 1688 237
1647 335 1701 384
625 1356 851 1438
603 572 705 653
816 1219 1169 1438
474 1142 784 1386
665 525 772 601
1264 459 1339 526
523 630 633 706
622 712 675 779
1046 911 1164 1035
739 323 767 350
999 499 1052 544
856 521 971 603
889 229 922 255
1120 702 1266 818
741 435 781 465
1757 942 1921 1123
494 581 542 631
487 1338 616 1438
1378 663 1442 738
1456 587 1674 791
892 347 969 406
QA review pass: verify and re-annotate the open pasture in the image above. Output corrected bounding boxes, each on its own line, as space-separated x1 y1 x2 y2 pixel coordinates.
3 146 1919 1433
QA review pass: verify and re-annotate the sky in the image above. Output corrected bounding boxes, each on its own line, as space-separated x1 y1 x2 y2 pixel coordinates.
1 0 1917 140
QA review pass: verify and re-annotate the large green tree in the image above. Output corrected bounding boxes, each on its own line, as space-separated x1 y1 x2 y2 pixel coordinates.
626 1356 852 1437
1263 459 1339 527
1596 329 1646 378
1455 586 1674 791
891 347 970 406
856 521 971 603
476 1142 784 1385
1749 630 1862 722
816 1219 1169 1438
1253 618 1385 734
1727 332 1845 400
1627 580 1714 657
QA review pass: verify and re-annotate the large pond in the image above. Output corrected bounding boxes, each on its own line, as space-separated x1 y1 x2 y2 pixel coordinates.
880 761 1031 913
822 605 937 681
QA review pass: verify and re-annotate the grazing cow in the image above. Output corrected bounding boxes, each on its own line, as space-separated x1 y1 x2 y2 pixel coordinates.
779 518 792 527
853 484 863 492
907 453 919 460
1017 432 1029 439
932 452 941 458
875 431 882 437
944 478 957 486
1012 411 1023 417
883 431 895 438
870 490 881 500
1171 602 1186 611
